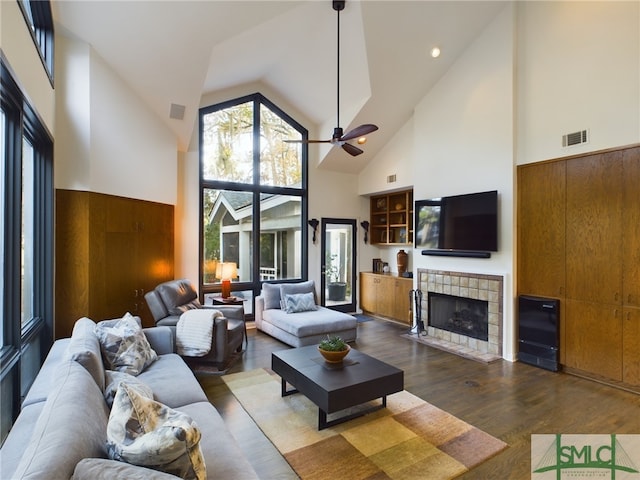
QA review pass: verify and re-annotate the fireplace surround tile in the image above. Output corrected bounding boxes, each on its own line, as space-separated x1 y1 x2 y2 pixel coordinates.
418 269 503 358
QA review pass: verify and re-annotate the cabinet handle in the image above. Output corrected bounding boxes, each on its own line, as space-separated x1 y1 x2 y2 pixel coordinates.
614 308 618 317
614 292 619 302
629 294 633 303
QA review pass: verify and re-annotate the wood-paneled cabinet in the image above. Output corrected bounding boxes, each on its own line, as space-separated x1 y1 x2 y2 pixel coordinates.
517 160 566 298
370 190 413 245
518 144 640 389
360 272 413 325
55 190 174 338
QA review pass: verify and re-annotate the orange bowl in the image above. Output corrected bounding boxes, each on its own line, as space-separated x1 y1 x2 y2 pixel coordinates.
318 344 351 363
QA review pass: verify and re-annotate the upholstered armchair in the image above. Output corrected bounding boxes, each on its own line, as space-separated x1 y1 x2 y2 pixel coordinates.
144 279 245 371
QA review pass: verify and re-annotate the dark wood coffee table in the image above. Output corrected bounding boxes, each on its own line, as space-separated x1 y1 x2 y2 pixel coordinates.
271 345 404 430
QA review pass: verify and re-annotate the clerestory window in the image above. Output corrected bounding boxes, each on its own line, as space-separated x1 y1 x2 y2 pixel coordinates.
199 93 308 307
17 0 55 85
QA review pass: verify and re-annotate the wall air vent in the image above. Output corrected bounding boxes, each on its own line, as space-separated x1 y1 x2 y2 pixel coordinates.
562 129 588 147
169 103 186 120
387 174 397 183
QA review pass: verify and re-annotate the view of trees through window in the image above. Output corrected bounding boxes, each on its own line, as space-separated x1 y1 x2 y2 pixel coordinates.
200 93 307 296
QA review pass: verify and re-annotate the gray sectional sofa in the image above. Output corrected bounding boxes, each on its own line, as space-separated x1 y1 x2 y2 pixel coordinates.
255 280 357 347
0 317 258 480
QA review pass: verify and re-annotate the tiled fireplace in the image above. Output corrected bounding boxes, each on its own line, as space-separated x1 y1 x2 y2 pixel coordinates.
417 269 503 358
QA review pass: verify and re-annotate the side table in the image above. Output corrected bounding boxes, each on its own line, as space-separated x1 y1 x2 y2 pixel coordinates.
211 296 247 348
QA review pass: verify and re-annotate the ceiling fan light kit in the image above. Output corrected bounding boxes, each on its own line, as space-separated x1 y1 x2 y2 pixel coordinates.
285 0 378 156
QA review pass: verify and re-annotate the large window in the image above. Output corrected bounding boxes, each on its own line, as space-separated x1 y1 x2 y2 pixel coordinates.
200 93 308 303
0 58 54 445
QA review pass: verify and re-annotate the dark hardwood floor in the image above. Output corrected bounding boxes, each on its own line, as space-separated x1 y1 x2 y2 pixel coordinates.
197 318 640 479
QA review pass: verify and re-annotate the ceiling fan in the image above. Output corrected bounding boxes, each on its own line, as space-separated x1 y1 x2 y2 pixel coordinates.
285 0 378 156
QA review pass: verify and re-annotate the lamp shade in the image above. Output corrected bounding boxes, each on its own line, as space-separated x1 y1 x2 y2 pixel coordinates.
216 262 237 280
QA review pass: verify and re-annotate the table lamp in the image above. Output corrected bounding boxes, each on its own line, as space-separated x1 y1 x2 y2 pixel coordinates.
216 262 238 298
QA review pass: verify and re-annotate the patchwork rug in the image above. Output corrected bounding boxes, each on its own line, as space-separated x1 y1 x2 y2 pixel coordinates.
223 369 507 479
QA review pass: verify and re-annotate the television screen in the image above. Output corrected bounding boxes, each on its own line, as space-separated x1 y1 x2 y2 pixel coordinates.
415 190 498 252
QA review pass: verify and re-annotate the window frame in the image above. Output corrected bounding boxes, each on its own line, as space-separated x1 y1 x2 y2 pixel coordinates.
199 93 309 304
17 0 55 86
0 56 54 445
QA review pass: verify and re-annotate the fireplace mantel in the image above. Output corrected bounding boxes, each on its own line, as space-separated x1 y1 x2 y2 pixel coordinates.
417 269 503 357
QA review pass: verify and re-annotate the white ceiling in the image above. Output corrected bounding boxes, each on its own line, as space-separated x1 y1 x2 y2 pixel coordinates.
52 1 506 174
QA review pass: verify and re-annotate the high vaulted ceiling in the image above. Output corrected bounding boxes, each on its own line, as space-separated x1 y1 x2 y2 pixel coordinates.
52 1 505 174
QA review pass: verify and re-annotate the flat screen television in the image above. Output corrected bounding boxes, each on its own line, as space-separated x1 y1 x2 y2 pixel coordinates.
415 190 498 256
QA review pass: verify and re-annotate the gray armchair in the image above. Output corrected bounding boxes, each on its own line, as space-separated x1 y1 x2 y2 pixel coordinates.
144 279 245 372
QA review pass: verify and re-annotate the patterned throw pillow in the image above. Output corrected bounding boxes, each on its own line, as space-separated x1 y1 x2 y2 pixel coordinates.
104 370 154 408
95 313 157 376
107 383 206 480
283 292 317 313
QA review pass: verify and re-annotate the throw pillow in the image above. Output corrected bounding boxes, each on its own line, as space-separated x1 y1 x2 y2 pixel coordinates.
283 292 317 313
262 282 282 310
107 383 206 480
95 313 157 376
104 370 154 408
279 280 316 301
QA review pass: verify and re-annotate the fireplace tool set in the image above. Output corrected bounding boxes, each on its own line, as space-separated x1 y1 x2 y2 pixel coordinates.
408 289 426 336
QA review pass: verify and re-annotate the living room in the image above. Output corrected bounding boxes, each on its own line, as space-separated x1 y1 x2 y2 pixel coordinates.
1 0 639 478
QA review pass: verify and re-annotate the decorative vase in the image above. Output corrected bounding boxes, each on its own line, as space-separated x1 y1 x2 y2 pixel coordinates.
397 249 408 276
318 345 351 363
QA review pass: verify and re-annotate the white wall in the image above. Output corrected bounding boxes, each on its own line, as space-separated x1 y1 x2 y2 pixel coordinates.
517 1 640 165
0 1 55 133
55 33 177 205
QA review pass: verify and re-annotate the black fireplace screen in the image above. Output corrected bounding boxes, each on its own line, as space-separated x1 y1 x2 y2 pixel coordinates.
428 292 488 341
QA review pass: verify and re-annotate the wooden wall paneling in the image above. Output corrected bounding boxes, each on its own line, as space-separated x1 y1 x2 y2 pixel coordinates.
622 307 640 386
622 147 640 307
565 299 623 381
517 161 566 298
55 190 90 338
565 152 623 305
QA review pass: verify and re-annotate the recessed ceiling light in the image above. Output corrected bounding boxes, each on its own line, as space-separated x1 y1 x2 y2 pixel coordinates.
430 47 441 58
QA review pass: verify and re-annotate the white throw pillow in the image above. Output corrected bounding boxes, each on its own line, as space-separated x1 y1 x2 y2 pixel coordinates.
107 383 206 480
104 370 153 408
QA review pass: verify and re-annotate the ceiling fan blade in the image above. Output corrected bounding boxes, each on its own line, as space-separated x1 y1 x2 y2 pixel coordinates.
341 142 363 156
284 139 332 144
340 124 379 142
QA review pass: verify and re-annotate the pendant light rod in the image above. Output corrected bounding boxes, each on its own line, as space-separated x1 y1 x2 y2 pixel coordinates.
333 0 345 130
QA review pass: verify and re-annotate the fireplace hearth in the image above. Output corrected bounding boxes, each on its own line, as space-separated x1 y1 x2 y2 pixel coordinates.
428 292 488 341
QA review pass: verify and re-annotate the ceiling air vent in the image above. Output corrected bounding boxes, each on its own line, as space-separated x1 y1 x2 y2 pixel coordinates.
387 174 397 184
169 103 186 120
562 129 588 147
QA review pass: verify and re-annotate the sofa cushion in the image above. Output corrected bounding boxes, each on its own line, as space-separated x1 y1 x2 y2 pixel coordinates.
279 280 315 302
263 306 357 338
12 361 110 480
137 354 208 408
64 317 106 390
107 383 206 480
282 292 317 313
95 313 157 376
104 370 153 408
72 458 179 480
261 282 282 310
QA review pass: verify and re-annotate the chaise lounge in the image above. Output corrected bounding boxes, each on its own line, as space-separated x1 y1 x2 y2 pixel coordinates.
255 280 358 347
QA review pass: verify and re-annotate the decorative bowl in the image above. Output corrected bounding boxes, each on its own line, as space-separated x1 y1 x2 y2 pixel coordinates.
318 344 351 363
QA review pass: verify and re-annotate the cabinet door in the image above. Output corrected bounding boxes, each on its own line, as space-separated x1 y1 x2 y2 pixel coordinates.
566 152 623 304
565 299 622 381
623 307 640 386
393 279 412 325
377 277 394 318
360 274 377 313
517 161 566 298
623 147 640 307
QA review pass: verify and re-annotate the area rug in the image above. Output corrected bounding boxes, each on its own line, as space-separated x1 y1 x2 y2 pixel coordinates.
222 368 507 479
